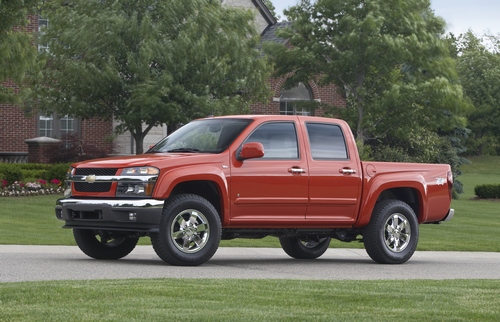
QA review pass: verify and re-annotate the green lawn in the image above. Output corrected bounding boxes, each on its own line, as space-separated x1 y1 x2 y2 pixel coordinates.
1 157 499 321
1 279 499 321
1 156 499 250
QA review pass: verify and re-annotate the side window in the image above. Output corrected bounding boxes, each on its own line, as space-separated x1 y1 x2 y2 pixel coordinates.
306 123 348 159
245 122 299 159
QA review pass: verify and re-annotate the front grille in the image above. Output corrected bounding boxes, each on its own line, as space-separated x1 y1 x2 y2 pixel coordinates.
74 168 118 193
75 168 118 176
74 182 112 193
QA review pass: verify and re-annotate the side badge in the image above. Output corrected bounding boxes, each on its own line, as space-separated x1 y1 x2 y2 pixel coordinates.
436 178 446 185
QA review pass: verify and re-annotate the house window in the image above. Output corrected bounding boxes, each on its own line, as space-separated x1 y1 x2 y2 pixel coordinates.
39 114 53 137
279 82 312 116
38 17 49 53
39 114 79 140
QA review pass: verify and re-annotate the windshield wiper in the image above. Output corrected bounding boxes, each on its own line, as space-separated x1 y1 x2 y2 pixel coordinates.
166 148 200 153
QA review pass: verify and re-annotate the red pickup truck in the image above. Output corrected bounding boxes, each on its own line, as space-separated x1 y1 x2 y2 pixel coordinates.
56 115 454 266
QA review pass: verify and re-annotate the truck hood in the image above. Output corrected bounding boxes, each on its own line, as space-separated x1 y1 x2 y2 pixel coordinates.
72 153 225 169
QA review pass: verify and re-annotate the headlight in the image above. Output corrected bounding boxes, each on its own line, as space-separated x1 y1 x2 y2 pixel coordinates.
116 167 159 198
121 167 159 175
64 167 74 197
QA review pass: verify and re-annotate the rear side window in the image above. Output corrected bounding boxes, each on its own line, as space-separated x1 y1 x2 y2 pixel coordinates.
306 123 348 159
244 122 299 159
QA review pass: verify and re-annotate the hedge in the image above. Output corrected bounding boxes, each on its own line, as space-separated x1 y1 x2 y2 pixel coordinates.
0 163 70 185
474 184 500 199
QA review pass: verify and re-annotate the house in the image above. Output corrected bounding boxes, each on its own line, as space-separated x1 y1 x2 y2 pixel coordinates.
0 0 345 163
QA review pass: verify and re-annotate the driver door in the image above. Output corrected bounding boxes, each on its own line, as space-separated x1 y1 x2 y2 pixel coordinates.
229 121 309 226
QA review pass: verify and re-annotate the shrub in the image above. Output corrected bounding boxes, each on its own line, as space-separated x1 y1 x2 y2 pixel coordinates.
475 184 500 199
23 170 47 180
0 163 70 186
46 163 71 182
47 134 110 163
1 166 23 184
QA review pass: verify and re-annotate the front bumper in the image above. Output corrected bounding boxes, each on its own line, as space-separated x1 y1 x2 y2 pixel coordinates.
55 198 164 232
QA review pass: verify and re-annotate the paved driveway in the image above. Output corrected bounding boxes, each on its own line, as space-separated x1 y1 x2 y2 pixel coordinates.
1 245 500 282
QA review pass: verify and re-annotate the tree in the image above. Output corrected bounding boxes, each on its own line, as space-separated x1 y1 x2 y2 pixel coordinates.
264 0 469 149
453 31 500 155
0 0 39 104
35 0 271 154
263 0 280 20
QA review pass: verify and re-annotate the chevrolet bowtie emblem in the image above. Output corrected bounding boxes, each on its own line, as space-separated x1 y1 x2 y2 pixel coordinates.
85 175 97 183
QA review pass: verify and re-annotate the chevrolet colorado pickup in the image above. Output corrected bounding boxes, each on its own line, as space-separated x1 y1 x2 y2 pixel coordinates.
56 115 454 266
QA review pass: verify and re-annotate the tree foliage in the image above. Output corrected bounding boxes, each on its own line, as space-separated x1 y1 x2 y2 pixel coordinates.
264 0 469 147
452 31 500 155
0 0 39 104
34 0 271 153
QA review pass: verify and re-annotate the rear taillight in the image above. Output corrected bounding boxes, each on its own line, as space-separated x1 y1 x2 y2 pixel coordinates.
447 171 453 198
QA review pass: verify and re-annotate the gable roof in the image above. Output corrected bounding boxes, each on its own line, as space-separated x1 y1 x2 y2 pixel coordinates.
252 0 277 26
261 21 292 44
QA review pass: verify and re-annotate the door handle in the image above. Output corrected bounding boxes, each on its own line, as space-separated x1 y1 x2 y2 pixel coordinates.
340 168 356 175
288 167 306 174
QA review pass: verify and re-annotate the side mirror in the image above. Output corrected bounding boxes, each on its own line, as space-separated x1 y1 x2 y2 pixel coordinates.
237 142 264 161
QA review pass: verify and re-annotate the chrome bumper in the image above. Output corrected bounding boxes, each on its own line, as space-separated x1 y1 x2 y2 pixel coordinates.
56 198 165 208
55 198 164 232
442 208 454 222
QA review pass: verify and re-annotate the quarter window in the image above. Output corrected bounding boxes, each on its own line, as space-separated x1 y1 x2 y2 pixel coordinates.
306 123 348 159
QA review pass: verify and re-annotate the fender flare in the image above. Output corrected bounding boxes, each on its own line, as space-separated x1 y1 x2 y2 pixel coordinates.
153 165 230 225
355 173 428 227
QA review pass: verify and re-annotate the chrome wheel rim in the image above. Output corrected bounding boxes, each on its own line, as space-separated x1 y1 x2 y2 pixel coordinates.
383 213 411 253
170 209 210 253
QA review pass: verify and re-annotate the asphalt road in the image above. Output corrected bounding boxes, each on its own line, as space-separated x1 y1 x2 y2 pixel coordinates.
1 245 500 283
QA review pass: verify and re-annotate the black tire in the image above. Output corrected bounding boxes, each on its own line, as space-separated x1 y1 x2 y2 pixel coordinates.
73 229 138 260
151 194 221 266
279 236 331 259
363 199 419 264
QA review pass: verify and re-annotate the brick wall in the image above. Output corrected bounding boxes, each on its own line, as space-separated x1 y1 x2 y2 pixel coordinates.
0 103 38 153
250 76 346 115
0 15 39 155
80 119 114 153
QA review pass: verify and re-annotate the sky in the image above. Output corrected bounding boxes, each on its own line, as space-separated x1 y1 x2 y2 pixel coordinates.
270 0 500 36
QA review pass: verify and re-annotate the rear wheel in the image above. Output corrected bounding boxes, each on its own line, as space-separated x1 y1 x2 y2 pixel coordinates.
363 199 419 264
279 235 331 259
73 229 138 260
151 194 221 266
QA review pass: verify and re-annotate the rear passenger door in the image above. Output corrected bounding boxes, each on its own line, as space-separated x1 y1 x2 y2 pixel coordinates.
304 122 362 224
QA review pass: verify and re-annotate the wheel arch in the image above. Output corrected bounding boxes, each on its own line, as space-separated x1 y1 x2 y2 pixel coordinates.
153 167 229 225
161 180 226 226
376 188 421 220
356 178 427 227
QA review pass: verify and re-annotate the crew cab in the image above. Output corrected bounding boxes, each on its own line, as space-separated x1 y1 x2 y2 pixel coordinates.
56 115 454 266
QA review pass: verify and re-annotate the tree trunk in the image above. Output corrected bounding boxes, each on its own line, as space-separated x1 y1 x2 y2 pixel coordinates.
132 123 155 155
135 135 144 155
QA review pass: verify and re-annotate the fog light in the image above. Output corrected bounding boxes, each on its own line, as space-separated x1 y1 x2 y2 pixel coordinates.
129 212 137 221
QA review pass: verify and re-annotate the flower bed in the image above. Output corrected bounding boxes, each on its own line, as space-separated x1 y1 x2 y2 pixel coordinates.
1 179 65 197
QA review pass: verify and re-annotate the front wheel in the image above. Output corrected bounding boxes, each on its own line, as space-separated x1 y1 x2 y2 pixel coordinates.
151 194 221 266
363 199 419 264
73 229 138 260
279 236 331 259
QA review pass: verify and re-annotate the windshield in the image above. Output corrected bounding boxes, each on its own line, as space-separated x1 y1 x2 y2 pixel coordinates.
147 118 252 153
